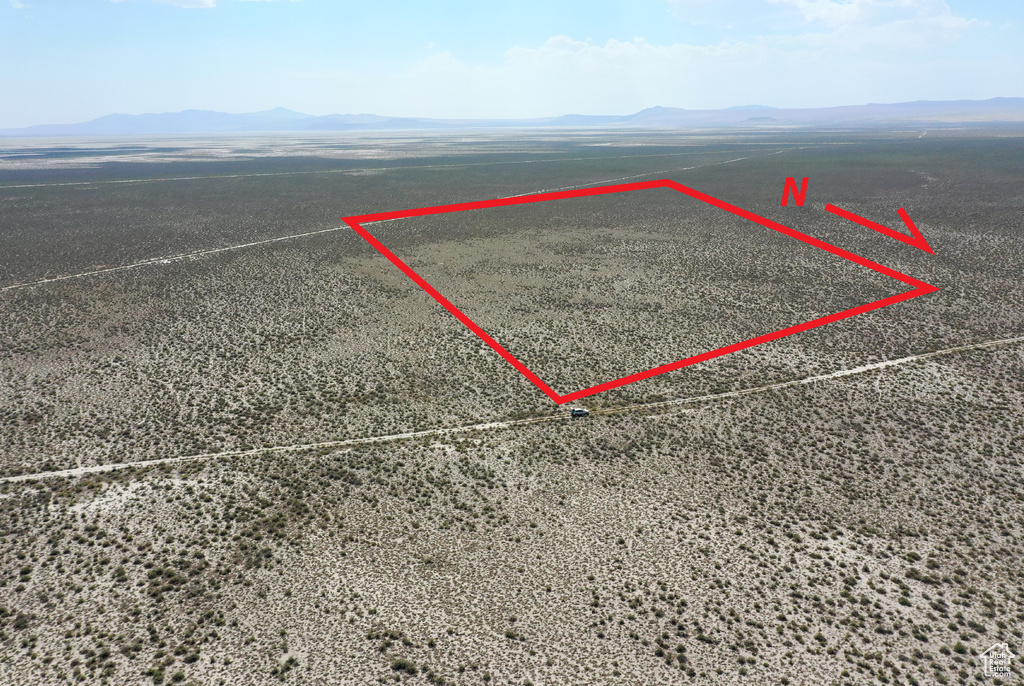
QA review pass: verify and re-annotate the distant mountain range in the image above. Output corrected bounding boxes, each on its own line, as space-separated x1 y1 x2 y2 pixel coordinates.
3 98 1023 137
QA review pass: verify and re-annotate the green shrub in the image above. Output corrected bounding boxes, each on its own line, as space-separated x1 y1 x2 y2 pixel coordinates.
391 658 417 675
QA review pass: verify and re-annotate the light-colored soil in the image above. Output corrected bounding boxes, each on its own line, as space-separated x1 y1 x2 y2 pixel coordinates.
2 130 1023 686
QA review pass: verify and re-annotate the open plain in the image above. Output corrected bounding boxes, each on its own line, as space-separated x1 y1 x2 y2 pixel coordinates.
1 128 1022 685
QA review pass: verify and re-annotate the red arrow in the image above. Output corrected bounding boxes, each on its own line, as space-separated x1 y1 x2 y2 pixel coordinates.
825 203 934 254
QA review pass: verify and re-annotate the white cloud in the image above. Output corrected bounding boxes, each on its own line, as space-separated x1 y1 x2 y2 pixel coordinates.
491 36 774 113
767 0 973 53
766 0 969 32
665 0 971 39
317 17 1000 119
153 0 216 8
314 36 775 117
9 0 27 9
72 0 995 120
766 0 866 28
150 0 297 7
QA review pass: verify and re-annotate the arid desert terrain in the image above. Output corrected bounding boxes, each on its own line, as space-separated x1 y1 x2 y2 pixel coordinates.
1 128 1022 685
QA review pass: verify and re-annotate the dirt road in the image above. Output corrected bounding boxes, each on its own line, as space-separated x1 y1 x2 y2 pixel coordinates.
3 334 1020 484
0 148 797 293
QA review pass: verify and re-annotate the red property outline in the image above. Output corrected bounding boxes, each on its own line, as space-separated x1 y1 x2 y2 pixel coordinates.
342 179 939 405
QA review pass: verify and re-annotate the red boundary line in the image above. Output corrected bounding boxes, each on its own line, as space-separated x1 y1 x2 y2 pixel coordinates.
342 179 939 404
825 202 935 254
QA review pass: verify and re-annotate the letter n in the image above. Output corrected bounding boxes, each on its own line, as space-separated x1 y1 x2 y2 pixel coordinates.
781 177 809 206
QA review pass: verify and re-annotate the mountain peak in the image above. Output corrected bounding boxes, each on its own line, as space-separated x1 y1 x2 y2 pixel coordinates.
2 98 1023 137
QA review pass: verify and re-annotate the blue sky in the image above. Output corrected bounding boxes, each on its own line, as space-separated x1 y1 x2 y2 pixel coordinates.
2 0 1022 127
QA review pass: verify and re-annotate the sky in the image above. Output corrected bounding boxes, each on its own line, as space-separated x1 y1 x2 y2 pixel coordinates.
1 0 1022 128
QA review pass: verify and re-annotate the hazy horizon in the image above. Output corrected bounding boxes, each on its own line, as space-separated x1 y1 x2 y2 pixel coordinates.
2 0 1022 129
16 96 1024 125
4 96 1023 139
